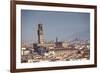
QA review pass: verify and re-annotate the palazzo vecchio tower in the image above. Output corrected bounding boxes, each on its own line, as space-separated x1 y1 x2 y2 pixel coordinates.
37 24 45 45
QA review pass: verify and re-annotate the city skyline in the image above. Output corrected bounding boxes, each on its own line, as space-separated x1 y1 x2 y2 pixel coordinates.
21 9 90 44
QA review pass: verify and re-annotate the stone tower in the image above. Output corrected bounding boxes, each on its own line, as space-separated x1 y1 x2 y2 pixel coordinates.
37 24 44 44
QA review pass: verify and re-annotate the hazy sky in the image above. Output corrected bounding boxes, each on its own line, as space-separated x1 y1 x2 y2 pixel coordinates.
21 10 90 43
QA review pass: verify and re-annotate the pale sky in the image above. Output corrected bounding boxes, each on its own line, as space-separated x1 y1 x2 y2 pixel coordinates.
21 10 90 44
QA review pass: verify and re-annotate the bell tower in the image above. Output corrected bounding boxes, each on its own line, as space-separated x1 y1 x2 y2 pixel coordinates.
37 24 44 44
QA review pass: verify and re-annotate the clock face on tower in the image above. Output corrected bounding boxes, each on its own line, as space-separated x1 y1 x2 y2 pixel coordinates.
39 31 43 35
